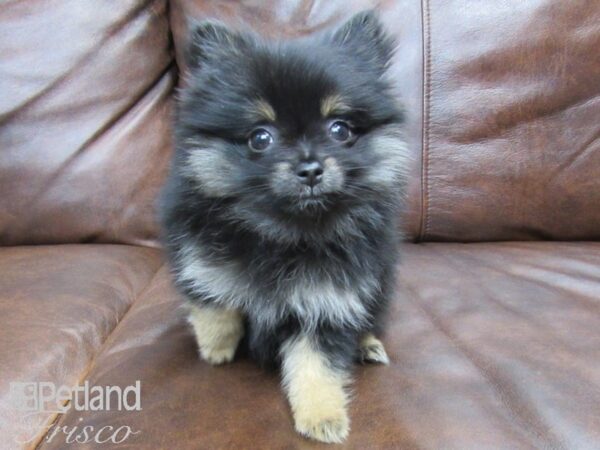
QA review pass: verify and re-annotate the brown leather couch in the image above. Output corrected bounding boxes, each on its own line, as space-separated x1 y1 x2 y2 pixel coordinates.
1 1 599 448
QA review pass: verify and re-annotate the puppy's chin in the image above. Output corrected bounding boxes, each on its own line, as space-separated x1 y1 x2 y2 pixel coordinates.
274 186 342 217
290 197 331 216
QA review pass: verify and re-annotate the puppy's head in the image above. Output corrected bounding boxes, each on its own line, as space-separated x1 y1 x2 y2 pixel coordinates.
175 11 407 234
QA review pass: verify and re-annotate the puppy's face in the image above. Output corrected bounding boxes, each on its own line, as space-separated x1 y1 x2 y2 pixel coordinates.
176 12 407 224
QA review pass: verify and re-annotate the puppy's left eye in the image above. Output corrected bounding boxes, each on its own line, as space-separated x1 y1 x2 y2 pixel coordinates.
328 121 352 142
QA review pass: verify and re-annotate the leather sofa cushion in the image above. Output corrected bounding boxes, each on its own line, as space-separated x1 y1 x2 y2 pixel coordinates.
0 0 173 246
3 0 599 245
418 0 600 241
0 245 163 447
37 243 600 449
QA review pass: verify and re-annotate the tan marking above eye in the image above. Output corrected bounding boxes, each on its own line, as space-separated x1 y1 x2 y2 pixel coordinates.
320 94 351 117
251 99 277 122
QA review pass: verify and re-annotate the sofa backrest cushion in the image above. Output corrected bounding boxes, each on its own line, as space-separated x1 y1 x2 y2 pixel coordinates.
2 0 599 244
0 0 174 246
419 0 600 241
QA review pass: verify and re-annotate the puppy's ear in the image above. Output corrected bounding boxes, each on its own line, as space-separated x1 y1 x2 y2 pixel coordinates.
331 11 394 74
185 20 246 69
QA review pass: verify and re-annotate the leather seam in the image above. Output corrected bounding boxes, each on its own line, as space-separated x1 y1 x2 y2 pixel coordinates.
419 0 432 242
32 260 166 450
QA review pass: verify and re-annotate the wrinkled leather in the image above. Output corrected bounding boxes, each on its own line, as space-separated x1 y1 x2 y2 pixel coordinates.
419 0 600 241
38 243 600 449
0 245 163 447
0 0 174 247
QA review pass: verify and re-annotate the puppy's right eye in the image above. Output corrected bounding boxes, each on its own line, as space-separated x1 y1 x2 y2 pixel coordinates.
248 129 273 152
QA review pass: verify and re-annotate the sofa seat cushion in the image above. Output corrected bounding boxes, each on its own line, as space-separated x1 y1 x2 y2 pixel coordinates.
35 242 600 449
0 245 163 447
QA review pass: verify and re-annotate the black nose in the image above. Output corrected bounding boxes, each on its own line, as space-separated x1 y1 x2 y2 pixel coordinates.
296 160 324 187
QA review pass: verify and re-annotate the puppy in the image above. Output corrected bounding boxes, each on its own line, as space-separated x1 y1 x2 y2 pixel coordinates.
160 11 408 443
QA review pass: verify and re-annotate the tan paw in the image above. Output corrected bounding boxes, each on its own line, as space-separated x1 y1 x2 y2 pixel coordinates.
294 408 350 444
282 336 351 443
188 306 244 366
359 333 389 365
199 345 237 365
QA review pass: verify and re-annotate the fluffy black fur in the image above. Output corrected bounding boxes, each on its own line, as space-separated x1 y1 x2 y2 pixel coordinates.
160 12 407 371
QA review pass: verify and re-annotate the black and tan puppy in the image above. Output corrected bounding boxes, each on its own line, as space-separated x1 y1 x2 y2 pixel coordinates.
160 11 408 443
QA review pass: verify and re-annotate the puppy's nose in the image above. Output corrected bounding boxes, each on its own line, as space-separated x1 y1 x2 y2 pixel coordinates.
296 160 324 187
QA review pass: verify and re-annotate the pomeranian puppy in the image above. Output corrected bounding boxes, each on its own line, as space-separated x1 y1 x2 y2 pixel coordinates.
160 11 408 443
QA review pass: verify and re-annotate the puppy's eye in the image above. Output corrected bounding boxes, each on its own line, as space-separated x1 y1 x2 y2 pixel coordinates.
328 121 352 142
248 128 273 152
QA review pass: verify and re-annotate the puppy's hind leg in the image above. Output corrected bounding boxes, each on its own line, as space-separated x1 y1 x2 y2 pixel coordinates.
188 304 244 365
281 336 351 444
359 332 389 365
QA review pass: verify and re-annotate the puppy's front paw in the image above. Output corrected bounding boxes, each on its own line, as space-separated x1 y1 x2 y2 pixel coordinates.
188 305 244 366
359 333 389 365
282 336 351 443
199 345 237 365
294 406 350 444
195 325 243 366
